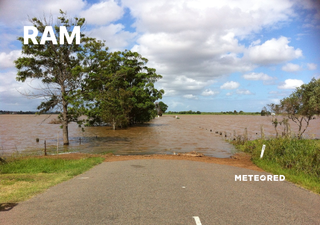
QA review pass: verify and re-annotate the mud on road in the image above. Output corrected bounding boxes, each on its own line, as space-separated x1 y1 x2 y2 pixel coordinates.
37 152 264 172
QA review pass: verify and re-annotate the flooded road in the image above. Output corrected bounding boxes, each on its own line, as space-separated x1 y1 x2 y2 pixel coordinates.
1 114 319 157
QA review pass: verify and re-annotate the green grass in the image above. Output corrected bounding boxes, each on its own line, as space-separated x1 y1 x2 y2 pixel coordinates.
232 137 320 194
253 159 320 194
0 157 104 204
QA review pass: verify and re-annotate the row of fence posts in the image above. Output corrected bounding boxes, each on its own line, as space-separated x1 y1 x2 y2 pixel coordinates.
202 125 266 142
208 125 267 159
42 135 83 156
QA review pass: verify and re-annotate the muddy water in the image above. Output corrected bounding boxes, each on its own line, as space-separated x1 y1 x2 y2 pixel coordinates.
0 114 319 157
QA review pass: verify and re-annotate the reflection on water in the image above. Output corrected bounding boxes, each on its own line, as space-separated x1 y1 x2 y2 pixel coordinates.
1 114 319 158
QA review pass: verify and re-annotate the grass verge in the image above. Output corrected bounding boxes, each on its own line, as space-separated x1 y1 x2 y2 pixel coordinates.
232 137 320 194
0 156 104 205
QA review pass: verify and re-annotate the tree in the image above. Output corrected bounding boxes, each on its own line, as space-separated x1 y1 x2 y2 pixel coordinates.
261 106 267 116
268 78 320 138
280 78 320 138
83 49 164 129
155 101 168 116
15 10 87 145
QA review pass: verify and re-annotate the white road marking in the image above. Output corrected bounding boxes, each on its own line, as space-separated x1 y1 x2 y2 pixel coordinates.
193 216 202 225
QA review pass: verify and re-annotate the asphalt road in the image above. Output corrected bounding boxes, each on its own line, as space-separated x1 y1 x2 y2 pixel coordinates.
1 159 320 224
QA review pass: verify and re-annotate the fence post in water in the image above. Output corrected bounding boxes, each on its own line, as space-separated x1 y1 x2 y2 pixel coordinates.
244 127 248 141
44 140 47 156
57 133 59 155
233 130 236 140
260 144 266 158
261 125 265 140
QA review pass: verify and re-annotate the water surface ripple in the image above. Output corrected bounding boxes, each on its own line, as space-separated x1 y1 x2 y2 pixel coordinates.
1 115 319 157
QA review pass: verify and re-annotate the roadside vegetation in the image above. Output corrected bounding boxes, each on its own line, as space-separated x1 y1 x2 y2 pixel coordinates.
0 156 104 205
232 137 320 194
232 78 320 194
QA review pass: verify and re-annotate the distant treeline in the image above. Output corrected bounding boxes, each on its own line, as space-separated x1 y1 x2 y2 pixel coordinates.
166 110 201 114
0 110 59 114
166 110 260 115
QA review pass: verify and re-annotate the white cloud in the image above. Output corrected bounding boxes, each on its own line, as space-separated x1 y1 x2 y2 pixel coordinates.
268 90 291 98
251 39 261 46
123 0 297 96
270 98 281 104
169 101 184 109
158 76 211 97
307 63 317 70
0 0 86 26
220 81 240 90
162 89 177 97
242 72 275 81
183 94 198 99
245 36 302 65
282 63 302 72
294 0 320 27
226 92 233 96
0 50 21 69
88 24 136 50
236 89 253 95
80 0 123 25
201 89 219 96
122 0 294 36
278 79 304 89
0 0 315 111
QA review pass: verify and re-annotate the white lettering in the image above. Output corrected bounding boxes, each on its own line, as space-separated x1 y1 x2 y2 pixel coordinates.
60 26 80 44
24 26 38 44
40 26 57 45
235 174 285 181
24 26 80 45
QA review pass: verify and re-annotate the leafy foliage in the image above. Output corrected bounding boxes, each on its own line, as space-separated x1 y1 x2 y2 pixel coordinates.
268 78 320 138
15 10 88 144
155 101 168 116
15 10 164 136
81 47 164 129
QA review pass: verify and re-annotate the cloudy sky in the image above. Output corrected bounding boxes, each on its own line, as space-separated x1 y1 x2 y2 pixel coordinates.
0 0 320 112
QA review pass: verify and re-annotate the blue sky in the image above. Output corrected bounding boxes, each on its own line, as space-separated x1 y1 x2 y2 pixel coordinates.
0 0 319 112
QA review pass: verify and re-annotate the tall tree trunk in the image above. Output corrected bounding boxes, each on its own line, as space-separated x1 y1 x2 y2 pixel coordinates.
61 86 69 145
112 118 116 130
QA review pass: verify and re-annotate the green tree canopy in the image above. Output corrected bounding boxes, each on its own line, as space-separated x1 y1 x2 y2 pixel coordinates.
82 49 164 129
269 78 320 138
155 101 168 116
15 10 88 145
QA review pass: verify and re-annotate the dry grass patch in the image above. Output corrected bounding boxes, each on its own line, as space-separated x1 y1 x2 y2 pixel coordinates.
0 173 69 203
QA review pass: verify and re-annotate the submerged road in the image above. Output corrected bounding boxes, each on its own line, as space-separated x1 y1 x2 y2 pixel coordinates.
1 160 320 224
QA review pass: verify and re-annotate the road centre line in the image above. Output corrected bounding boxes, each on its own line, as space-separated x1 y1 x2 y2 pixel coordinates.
193 216 202 225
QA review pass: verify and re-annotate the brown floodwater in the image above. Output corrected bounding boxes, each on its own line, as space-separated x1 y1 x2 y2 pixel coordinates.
0 114 319 158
